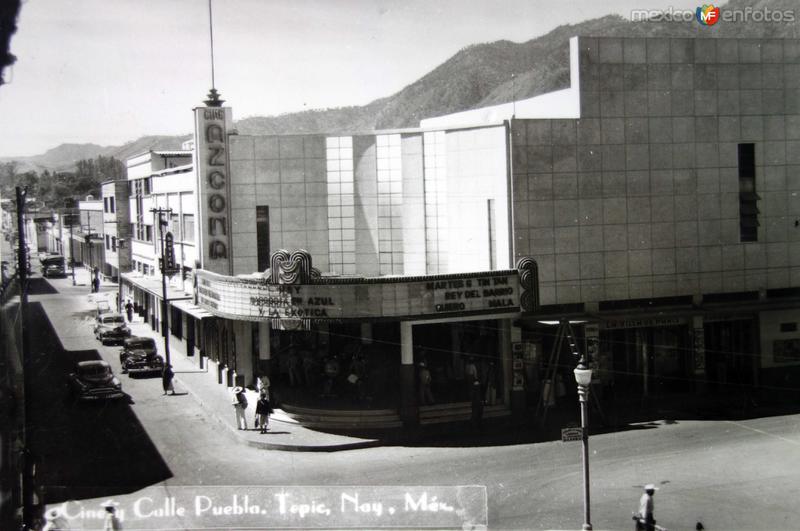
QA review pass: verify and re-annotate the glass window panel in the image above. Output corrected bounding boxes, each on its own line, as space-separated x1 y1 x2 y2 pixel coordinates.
340 195 354 206
340 158 353 172
326 137 340 148
342 229 355 240
340 136 352 149
342 240 355 252
340 182 353 195
341 217 354 229
329 217 342 229
327 159 340 172
327 183 341 195
326 148 339 160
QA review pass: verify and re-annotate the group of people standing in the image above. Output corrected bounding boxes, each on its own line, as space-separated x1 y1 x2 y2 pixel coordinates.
231 375 274 434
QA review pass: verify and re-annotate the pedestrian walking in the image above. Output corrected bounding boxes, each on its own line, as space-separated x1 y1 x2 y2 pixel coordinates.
633 484 658 531
256 373 271 399
464 357 478 400
232 386 248 430
418 362 435 405
125 300 133 322
470 378 484 431
288 351 302 387
484 361 498 405
101 500 122 530
162 364 175 395
255 388 273 433
91 268 100 293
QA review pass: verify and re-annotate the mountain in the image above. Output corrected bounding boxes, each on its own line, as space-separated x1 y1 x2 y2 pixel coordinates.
1 135 192 173
5 0 798 170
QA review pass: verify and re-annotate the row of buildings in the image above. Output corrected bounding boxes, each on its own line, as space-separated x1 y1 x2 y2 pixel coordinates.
40 36 800 427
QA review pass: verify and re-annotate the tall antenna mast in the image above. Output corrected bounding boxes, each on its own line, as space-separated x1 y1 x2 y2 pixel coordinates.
204 0 224 107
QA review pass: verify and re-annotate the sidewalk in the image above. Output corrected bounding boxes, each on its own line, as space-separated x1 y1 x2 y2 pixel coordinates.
117 289 380 452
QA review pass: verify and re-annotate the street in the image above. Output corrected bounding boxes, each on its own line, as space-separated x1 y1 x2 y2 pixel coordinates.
28 273 800 530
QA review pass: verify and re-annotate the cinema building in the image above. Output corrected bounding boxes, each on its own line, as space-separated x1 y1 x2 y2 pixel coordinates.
120 35 800 428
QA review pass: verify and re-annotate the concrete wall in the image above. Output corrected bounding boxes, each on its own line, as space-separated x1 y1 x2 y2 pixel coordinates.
228 134 330 275
513 37 800 305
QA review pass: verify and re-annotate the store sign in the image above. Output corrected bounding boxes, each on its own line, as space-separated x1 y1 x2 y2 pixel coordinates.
602 317 685 330
194 107 232 275
195 270 522 321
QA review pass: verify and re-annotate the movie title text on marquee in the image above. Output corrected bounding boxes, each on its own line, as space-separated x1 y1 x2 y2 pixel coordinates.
196 270 521 321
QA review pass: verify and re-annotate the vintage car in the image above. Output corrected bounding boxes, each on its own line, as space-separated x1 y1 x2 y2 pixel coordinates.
93 313 131 345
121 348 164 376
40 255 66 278
119 336 158 365
67 360 124 401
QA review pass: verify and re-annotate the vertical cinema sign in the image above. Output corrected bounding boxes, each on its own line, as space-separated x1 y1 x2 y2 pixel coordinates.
194 106 232 275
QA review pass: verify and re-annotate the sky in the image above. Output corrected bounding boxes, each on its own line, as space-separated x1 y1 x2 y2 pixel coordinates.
0 0 702 158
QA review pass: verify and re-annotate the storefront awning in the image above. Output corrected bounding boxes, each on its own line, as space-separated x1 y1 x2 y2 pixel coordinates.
171 299 215 320
121 272 192 302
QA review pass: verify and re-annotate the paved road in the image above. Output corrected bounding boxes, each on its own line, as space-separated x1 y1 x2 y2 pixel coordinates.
28 272 800 530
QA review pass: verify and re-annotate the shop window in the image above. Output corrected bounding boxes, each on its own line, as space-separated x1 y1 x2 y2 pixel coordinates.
738 143 759 242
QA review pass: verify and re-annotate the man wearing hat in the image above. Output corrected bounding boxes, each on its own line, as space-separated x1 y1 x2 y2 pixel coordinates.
634 484 657 531
41 507 69 531
101 500 122 530
232 386 248 430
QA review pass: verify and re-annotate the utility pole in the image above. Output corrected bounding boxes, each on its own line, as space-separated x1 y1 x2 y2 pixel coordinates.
151 207 173 367
68 213 76 285
16 187 34 529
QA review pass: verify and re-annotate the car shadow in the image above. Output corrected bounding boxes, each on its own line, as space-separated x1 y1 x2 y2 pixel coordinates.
24 302 173 504
27 277 59 295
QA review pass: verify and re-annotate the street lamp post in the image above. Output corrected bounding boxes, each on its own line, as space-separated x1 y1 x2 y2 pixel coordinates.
151 208 173 367
67 215 76 286
574 354 594 531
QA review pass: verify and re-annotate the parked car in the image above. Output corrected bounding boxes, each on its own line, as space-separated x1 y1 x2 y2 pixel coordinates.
40 255 66 278
121 348 164 376
119 336 158 365
67 360 124 401
94 313 131 345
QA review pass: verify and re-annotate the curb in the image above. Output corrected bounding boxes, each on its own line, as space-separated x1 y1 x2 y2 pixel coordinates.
174 375 381 452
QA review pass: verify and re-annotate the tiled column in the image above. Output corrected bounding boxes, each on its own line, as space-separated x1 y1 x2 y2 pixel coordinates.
399 321 418 427
234 320 254 388
258 321 271 376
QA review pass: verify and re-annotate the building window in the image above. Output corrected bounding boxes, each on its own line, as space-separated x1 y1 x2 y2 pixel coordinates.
110 196 115 213
256 206 270 271
423 131 448 273
144 225 153 243
170 213 181 241
377 133 403 275
182 214 195 243
111 236 116 252
105 234 110 250
326 136 355 275
103 197 109 213
738 143 759 242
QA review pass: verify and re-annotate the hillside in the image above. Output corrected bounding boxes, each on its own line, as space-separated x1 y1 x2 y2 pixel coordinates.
6 0 798 170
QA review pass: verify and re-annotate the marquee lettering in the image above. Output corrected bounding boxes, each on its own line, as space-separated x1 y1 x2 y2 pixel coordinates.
209 194 226 213
209 241 228 259
208 147 225 166
208 217 227 236
208 171 225 189
206 123 224 143
198 109 230 267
